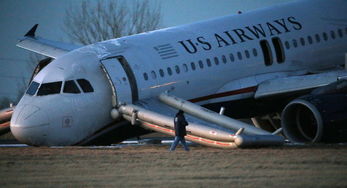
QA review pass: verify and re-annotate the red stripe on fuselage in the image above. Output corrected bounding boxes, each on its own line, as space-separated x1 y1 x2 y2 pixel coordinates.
188 86 257 103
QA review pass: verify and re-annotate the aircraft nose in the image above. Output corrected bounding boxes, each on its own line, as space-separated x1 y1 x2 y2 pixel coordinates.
10 105 50 146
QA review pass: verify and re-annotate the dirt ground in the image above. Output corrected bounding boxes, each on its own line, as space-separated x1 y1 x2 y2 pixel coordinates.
1 144 347 188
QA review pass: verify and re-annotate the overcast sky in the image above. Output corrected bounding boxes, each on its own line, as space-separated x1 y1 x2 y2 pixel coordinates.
0 0 293 102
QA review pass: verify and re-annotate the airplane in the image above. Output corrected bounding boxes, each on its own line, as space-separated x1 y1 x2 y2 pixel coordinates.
3 0 347 148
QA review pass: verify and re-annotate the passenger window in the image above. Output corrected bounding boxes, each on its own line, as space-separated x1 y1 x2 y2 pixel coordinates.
323 32 328 41
244 50 250 59
77 79 94 93
198 60 204 69
214 57 219 65
175 65 180 74
229 53 235 62
330 30 336 39
26 81 40 96
300 37 305 46
206 58 212 67
183 64 188 72
292 39 298 48
151 71 157 79
64 80 80 94
252 48 258 57
285 41 290 49
315 34 321 43
159 69 165 77
143 73 148 80
237 52 242 60
307 36 313 44
338 29 343 38
167 67 172 76
37 82 62 96
191 62 196 70
222 55 227 63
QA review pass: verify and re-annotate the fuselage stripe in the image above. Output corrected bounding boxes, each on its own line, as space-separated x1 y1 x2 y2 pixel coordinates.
189 86 257 103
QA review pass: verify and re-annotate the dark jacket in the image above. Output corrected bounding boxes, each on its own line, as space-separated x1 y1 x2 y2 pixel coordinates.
174 113 188 137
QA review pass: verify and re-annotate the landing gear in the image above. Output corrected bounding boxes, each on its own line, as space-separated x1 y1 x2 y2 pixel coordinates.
251 113 282 135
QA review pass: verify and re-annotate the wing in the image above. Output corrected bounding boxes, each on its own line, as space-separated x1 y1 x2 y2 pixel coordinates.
255 70 347 99
118 95 284 148
206 69 347 104
16 24 81 58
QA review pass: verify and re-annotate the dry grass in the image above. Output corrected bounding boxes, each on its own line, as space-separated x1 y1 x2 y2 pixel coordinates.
1 144 347 188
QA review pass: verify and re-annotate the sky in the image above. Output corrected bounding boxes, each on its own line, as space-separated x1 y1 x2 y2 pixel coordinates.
0 0 293 102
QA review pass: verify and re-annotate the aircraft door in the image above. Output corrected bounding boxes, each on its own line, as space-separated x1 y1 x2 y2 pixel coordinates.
100 57 134 105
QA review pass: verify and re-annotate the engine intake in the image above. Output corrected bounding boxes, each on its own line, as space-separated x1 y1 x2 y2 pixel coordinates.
282 94 347 143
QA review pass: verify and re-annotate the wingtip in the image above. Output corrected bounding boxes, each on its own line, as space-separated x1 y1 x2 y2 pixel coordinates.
24 24 39 37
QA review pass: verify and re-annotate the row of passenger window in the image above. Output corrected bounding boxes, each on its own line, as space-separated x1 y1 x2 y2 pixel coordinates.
285 28 347 49
26 79 94 96
143 48 258 80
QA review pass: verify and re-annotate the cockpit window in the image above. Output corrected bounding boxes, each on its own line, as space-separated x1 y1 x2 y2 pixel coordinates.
26 81 40 96
63 80 81 94
37 82 62 96
77 79 94 93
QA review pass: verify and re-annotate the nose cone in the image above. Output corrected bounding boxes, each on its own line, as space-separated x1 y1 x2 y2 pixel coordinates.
10 105 50 146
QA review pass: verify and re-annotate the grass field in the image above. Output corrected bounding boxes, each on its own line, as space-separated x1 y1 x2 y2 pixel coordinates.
1 144 347 188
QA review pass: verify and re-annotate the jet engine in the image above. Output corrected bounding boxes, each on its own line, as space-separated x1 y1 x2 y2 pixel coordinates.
281 93 347 143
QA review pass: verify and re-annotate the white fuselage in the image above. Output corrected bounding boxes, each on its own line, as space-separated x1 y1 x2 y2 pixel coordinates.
10 0 347 146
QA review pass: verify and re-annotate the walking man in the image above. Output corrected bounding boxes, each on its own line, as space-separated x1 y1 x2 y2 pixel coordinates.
170 110 190 151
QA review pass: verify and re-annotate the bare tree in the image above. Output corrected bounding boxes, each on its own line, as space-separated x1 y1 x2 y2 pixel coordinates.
14 78 26 103
17 53 51 103
63 0 162 45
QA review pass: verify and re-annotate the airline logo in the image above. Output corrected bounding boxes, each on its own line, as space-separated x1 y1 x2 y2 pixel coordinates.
153 44 179 60
178 16 302 54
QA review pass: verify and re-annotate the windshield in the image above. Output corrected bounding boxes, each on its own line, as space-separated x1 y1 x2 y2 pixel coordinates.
37 82 62 96
63 80 80 94
26 79 93 96
77 79 94 93
26 81 40 96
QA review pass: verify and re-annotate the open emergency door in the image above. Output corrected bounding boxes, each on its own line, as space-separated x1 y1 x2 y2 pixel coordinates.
100 57 135 106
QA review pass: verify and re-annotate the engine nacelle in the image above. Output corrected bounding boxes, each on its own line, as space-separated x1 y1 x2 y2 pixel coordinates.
281 94 347 143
